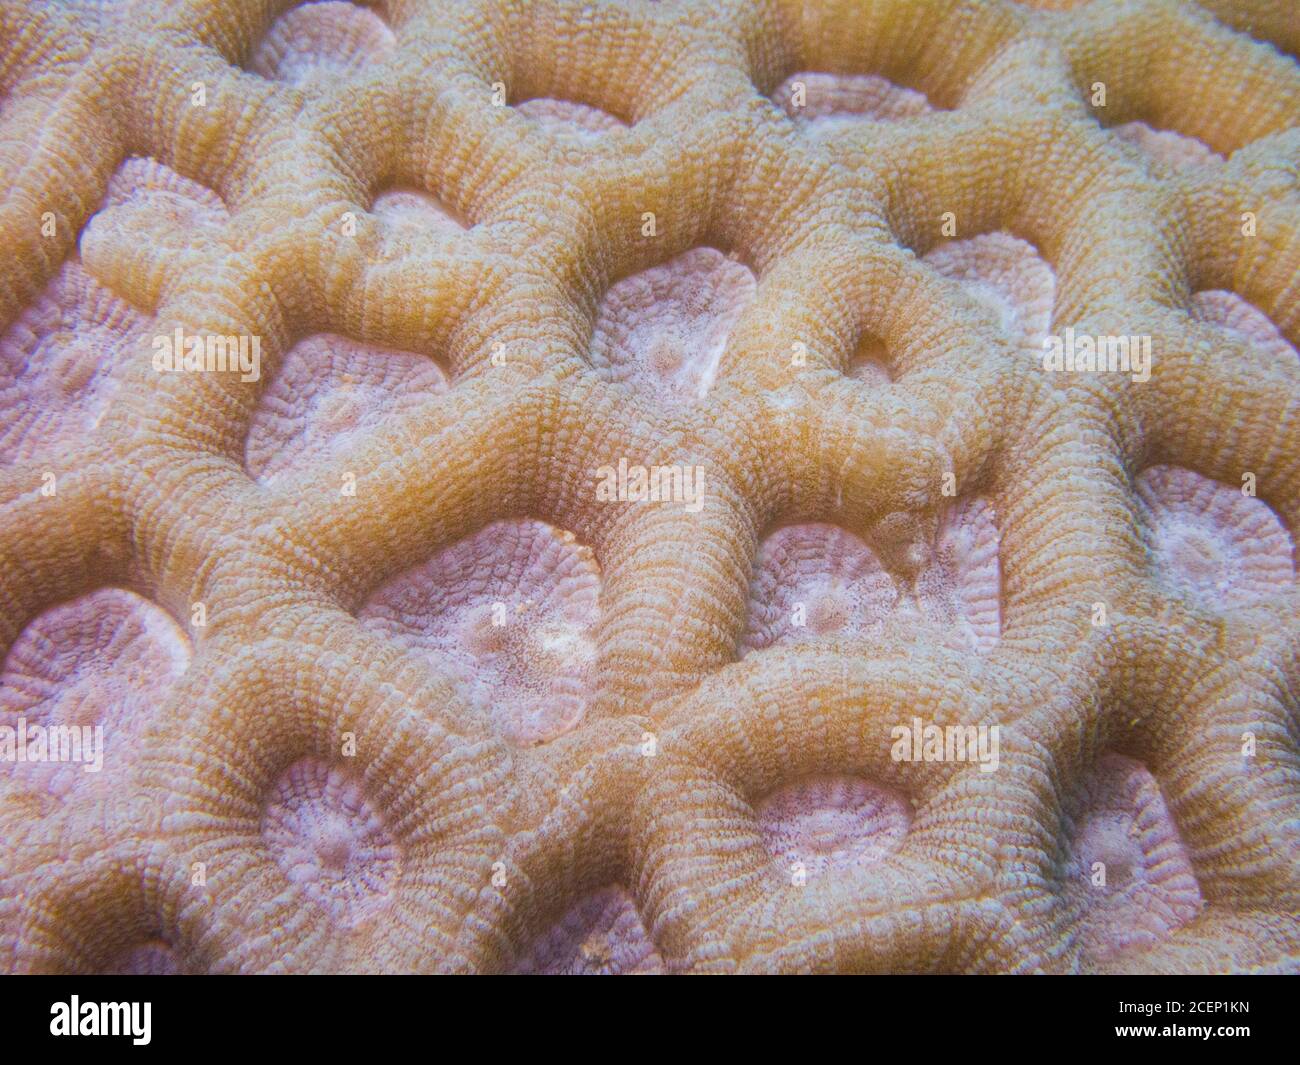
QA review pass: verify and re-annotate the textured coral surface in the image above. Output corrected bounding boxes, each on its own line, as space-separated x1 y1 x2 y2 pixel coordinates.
0 0 1298 974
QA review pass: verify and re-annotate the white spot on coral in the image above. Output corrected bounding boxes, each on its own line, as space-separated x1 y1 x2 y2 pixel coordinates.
913 497 1002 653
245 333 448 484
98 156 228 227
1190 290 1297 363
372 188 466 236
1136 466 1294 608
4 158 228 464
359 520 601 745
924 232 1055 357
262 757 399 927
772 72 932 136
515 98 627 140
758 775 910 877
743 524 898 652
0 262 146 463
0 589 191 797
744 500 1000 655
1113 122 1222 171
591 247 757 404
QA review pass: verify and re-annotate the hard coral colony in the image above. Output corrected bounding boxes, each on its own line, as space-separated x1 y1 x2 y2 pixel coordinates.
0 0 1297 980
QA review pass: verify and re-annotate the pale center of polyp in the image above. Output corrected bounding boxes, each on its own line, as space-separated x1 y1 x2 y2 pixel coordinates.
464 602 589 678
1080 814 1137 887
48 336 98 396
309 814 356 872
316 386 364 434
808 584 853 634
1165 528 1223 583
647 336 684 377
802 809 854 852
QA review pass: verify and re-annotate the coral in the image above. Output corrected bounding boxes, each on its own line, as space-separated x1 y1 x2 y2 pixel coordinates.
1060 753 1204 965
261 757 400 928
511 886 664 975
590 247 757 404
0 262 146 463
757 775 912 878
742 498 1001 655
358 519 601 746
1135 465 1294 609
0 0 1298 976
246 333 449 484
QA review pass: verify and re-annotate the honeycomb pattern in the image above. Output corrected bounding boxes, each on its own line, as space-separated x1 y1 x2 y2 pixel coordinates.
1 0 1298 974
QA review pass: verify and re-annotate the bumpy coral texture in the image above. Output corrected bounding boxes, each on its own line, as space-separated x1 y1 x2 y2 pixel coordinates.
0 0 1298 975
